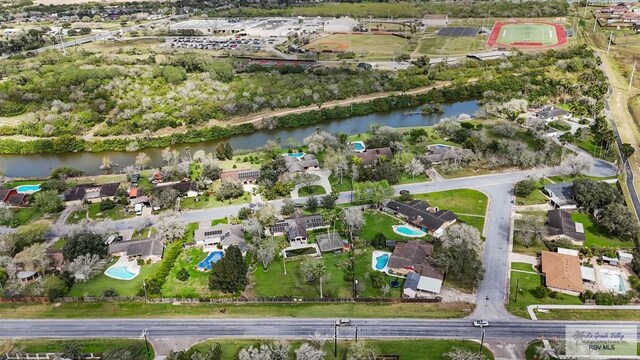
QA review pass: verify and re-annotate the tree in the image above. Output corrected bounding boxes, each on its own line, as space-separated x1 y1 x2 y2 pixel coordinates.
14 242 49 276
62 228 108 261
353 180 394 206
444 347 487 360
371 232 387 249
561 153 592 176
238 344 272 360
151 187 180 209
405 158 425 178
68 253 101 282
270 340 290 360
515 216 546 248
343 207 365 240
216 180 244 201
307 332 329 349
434 225 485 289
573 179 620 211
256 204 278 228
320 194 337 209
280 199 297 216
224 142 234 160
61 341 83 360
599 203 640 238
514 178 538 197
303 131 338 153
209 245 247 293
4 221 50 255
215 143 227 160
295 172 319 194
324 148 350 185
306 196 319 212
51 167 83 179
620 143 635 160
32 190 64 213
0 204 14 225
157 214 187 243
296 343 325 360
176 268 190 282
243 217 263 243
135 152 150 169
395 53 410 63
257 239 277 271
100 199 116 211
238 207 253 220
40 178 67 193
300 257 329 298
346 341 376 360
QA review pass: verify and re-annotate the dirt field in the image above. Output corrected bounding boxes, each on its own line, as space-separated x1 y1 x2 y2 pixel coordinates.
304 33 412 60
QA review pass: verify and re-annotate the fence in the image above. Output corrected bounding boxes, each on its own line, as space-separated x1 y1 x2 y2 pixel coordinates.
4 354 100 360
2 296 441 304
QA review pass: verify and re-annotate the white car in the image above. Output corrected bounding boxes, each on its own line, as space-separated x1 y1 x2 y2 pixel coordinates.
336 319 351 326
473 320 489 328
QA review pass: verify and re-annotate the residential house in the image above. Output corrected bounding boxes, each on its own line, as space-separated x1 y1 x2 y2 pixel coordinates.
535 107 572 121
385 241 443 296
316 232 344 253
284 154 320 176
272 213 327 245
618 251 634 264
0 189 29 207
424 147 451 165
150 171 164 184
64 183 120 203
154 181 199 198
17 271 39 284
194 222 248 252
383 199 457 237
547 209 585 243
355 147 393 166
543 182 577 210
220 169 260 184
540 251 584 295
108 237 164 263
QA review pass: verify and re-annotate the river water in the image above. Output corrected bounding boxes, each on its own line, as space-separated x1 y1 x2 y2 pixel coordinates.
0 100 478 177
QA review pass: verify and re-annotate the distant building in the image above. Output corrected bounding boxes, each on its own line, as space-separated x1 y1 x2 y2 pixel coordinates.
535 107 572 121
153 181 199 198
64 183 120 203
0 189 29 207
220 169 260 184
284 154 320 176
421 14 448 27
108 238 164 263
547 209 585 243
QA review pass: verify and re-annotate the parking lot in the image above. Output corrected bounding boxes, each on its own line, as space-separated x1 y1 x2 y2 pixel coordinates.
168 36 285 51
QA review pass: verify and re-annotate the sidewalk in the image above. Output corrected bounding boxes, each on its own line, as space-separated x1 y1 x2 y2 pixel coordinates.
527 304 640 320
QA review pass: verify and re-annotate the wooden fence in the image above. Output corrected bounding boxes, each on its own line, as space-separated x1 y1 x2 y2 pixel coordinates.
1 296 441 304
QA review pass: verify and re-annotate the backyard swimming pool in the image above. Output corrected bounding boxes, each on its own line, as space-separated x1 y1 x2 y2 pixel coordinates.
393 225 427 238
350 141 366 153
371 250 392 273
600 269 626 293
15 184 41 194
285 152 306 160
375 253 389 270
198 251 224 271
430 144 452 150
104 265 138 280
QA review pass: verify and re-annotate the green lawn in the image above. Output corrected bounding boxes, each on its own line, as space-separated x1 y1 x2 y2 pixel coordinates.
512 241 548 256
299 185 326 196
66 209 87 224
576 135 618 162
9 339 152 356
131 227 157 240
507 270 582 318
191 339 493 360
68 261 161 297
11 207 43 226
571 212 633 249
496 23 559 46
211 218 228 226
357 211 428 241
456 215 485 234
414 189 487 216
87 202 132 221
51 238 66 250
515 179 552 206
0 301 472 319
180 192 251 210
3 179 42 188
328 175 352 193
511 262 537 272
417 35 486 56
536 309 640 321
398 173 429 185
548 120 571 131
162 247 231 298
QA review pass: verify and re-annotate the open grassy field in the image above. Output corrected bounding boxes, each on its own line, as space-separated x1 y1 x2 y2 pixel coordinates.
536 308 640 321
571 212 633 249
0 301 473 319
507 264 582 318
416 35 486 55
304 34 413 60
190 339 494 360
68 261 161 297
413 188 487 232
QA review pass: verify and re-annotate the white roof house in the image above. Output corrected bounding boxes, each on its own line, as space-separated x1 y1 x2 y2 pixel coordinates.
557 247 580 257
581 266 596 283
618 251 634 263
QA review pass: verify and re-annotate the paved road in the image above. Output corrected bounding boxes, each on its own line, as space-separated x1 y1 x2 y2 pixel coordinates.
0 318 637 340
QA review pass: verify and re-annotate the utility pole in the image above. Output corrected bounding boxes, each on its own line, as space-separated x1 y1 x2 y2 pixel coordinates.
479 329 485 354
282 250 287 275
607 30 614 55
584 0 589 17
629 60 637 91
58 30 67 56
355 325 358 342
334 323 338 358
141 328 151 359
514 277 521 302
143 279 148 301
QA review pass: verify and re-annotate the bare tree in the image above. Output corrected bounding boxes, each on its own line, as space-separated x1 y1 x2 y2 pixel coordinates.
441 224 482 254
324 148 350 185
444 347 487 360
270 340 290 360
243 218 263 243
257 239 277 271
380 284 391 297
238 344 272 360
343 207 365 240
514 215 546 248
68 253 101 282
14 243 49 276
561 153 592 176
135 152 151 170
157 214 187 243
296 343 325 360
346 341 376 360
405 158 425 179
256 204 278 228
307 332 329 349
303 131 338 153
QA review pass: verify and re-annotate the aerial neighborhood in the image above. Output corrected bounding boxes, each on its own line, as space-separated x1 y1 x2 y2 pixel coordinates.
2 0 640 358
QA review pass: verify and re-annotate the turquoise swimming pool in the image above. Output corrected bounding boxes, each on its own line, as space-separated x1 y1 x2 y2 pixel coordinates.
350 141 366 152
286 152 306 159
394 225 427 238
375 253 389 270
104 265 138 280
15 184 41 194
198 251 224 271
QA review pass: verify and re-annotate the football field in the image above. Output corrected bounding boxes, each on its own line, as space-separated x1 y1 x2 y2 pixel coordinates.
487 22 566 48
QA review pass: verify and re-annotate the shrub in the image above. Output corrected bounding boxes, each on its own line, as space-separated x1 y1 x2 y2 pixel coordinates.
176 268 190 282
102 288 118 297
371 233 387 249
99 199 116 211
533 284 549 299
51 166 84 179
369 270 386 289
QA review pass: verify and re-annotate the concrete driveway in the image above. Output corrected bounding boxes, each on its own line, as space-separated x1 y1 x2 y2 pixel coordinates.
290 170 332 199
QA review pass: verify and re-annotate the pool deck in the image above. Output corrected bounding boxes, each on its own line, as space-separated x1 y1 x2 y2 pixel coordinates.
392 224 427 238
371 250 392 274
104 257 140 281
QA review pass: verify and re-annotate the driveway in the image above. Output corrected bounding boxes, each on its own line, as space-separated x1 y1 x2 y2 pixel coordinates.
290 170 332 199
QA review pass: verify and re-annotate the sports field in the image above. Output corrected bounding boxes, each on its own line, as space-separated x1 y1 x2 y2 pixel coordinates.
304 34 411 59
487 22 567 48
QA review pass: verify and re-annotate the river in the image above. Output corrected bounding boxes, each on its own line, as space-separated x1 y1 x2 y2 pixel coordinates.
0 100 478 178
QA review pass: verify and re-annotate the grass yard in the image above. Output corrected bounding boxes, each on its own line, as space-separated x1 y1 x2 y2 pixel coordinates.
576 135 618 162
328 175 352 193
180 192 251 210
0 300 472 319
417 35 486 55
358 211 428 241
414 189 487 216
132 227 157 240
10 207 43 226
162 247 232 299
511 262 537 272
304 34 412 60
512 240 548 256
87 202 132 221
51 238 66 250
5 339 152 356
299 185 326 196
68 261 161 297
66 209 87 224
507 269 582 318
535 308 640 321
571 212 633 249
190 339 493 360
398 173 430 184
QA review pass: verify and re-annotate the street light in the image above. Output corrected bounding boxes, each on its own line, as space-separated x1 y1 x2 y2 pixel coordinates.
141 328 151 359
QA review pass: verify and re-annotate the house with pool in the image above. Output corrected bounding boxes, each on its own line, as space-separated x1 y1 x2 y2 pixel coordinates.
378 240 444 297
194 222 248 253
355 147 393 166
106 237 164 280
0 188 30 207
283 153 320 176
64 182 121 203
383 199 457 238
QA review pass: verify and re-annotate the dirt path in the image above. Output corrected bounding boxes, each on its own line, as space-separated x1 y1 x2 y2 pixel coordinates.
599 53 640 193
1 81 453 143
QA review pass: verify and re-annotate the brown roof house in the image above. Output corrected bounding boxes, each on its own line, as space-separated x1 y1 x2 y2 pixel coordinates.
284 154 319 176
540 251 584 296
355 147 393 166
272 213 327 245
109 237 164 263
0 189 29 207
220 169 260 184
194 222 248 253
64 183 120 203
383 199 456 237
387 241 444 296
547 209 585 243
